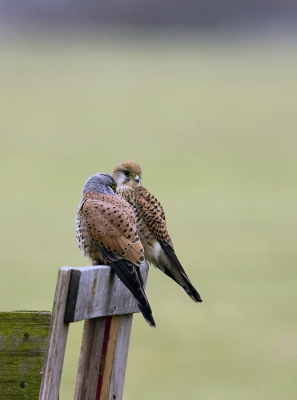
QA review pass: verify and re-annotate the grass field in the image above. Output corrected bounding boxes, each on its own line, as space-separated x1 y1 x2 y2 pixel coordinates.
0 27 296 399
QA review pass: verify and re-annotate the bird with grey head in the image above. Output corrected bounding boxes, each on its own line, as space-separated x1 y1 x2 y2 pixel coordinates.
76 172 156 327
82 173 117 195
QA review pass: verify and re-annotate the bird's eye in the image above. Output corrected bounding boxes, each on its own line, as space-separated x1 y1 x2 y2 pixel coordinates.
123 171 130 177
110 183 117 191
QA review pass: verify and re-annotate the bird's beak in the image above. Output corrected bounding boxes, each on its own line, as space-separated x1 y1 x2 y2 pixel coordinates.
134 175 140 183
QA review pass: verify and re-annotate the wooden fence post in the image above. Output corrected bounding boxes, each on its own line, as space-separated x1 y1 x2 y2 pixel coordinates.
39 263 149 400
39 267 72 400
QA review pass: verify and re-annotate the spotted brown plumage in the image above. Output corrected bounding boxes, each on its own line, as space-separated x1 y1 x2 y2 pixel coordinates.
135 186 172 246
113 161 202 303
76 173 156 327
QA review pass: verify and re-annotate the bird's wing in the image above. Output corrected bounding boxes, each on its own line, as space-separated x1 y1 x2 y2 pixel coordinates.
135 186 192 276
134 186 173 247
80 193 145 266
133 187 202 303
79 192 155 326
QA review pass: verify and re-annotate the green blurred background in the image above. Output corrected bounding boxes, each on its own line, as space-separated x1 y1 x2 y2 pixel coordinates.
0 27 296 399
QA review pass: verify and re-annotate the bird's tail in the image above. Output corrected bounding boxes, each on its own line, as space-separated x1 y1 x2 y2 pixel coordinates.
137 303 156 327
181 276 203 303
163 268 202 302
109 259 156 327
134 266 156 327
160 242 203 303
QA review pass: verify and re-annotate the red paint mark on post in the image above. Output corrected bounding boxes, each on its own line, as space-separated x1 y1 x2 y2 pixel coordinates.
96 315 112 400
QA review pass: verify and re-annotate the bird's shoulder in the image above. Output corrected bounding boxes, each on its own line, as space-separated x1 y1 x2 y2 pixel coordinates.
80 191 136 223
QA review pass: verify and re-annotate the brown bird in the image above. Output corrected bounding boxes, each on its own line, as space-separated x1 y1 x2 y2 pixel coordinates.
76 172 156 327
112 161 202 303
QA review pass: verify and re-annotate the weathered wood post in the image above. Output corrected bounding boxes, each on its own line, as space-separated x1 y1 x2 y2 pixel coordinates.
39 263 149 400
0 311 51 399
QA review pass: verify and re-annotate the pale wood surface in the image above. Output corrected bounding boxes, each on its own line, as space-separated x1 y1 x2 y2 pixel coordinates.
0 311 51 399
100 316 120 400
39 267 72 400
64 264 149 323
74 314 133 400
108 314 134 400
74 317 107 400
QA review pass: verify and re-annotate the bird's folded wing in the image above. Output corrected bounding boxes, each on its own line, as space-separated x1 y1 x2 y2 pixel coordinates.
135 186 173 247
81 194 145 266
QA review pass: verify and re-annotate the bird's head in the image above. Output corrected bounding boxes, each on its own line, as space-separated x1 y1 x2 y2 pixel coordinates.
112 161 142 190
82 173 117 195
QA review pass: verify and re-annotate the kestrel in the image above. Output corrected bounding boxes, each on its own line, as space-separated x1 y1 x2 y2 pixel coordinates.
112 161 202 303
76 172 156 327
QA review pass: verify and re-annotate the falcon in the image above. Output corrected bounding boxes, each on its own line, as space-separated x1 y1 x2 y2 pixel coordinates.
112 161 202 303
76 172 156 327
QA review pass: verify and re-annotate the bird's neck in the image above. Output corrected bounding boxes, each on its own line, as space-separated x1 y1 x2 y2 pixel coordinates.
116 186 135 205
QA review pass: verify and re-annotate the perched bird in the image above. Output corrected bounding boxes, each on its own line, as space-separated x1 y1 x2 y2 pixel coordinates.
112 161 202 303
76 172 156 327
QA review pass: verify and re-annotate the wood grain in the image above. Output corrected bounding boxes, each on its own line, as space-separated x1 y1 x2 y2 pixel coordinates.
108 314 133 400
64 264 149 323
74 317 107 400
99 315 120 400
39 267 72 400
